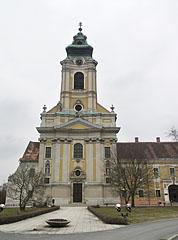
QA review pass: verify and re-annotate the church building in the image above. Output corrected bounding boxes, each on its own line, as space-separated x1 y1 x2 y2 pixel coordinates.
19 24 120 205
7 25 178 206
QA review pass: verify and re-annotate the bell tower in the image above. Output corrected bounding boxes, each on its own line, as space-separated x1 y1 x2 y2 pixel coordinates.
60 23 98 113
37 24 120 205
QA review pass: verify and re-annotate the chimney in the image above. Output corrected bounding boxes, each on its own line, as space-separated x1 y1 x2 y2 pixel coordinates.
135 137 139 143
156 137 160 143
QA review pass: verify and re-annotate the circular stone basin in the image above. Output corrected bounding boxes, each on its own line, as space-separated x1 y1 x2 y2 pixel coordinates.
46 219 70 227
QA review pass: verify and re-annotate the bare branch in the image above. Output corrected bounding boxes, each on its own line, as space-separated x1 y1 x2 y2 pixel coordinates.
7 165 44 210
167 127 178 141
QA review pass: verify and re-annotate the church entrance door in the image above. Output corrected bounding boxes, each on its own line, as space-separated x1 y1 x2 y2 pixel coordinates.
168 185 178 202
73 183 82 202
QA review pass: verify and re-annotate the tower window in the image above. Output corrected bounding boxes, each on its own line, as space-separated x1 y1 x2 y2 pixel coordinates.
74 72 84 90
45 147 51 158
74 143 83 158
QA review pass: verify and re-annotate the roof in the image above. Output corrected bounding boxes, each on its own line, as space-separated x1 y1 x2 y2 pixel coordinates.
117 142 178 160
19 141 39 162
66 30 93 58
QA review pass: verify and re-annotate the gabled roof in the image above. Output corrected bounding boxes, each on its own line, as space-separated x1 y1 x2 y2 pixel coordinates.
117 142 178 160
19 141 39 162
55 118 102 130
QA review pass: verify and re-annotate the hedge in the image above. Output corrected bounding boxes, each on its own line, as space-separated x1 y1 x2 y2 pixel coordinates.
88 206 128 225
0 206 60 225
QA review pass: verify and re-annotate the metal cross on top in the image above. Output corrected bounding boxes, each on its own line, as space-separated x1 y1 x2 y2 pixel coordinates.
78 22 83 32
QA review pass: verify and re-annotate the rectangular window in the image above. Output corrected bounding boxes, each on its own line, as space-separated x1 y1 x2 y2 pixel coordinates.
153 167 159 178
106 178 111 184
45 147 51 158
170 168 175 177
156 189 161 198
105 147 111 158
29 168 35 177
44 178 49 184
138 189 144 198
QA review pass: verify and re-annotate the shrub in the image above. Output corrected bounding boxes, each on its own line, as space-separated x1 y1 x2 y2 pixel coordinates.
88 206 128 225
0 206 60 225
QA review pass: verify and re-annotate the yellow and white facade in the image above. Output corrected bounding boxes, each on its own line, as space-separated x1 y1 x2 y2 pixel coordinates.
37 26 120 205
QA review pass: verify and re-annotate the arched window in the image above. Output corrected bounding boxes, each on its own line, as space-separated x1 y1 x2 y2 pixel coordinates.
45 161 50 176
74 143 83 158
74 72 84 90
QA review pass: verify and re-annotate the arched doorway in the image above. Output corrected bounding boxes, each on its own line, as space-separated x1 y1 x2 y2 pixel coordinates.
168 185 178 202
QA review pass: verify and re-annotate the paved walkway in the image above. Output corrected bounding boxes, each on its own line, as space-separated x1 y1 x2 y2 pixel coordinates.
0 207 124 234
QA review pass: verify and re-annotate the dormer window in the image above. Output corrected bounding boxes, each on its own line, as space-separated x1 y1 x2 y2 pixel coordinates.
74 72 84 90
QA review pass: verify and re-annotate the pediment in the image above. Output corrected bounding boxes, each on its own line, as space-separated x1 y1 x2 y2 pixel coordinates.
55 118 102 130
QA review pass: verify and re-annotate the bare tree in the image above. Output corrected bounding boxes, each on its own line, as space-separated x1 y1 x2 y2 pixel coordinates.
0 189 6 204
109 145 153 207
7 165 44 210
167 127 178 141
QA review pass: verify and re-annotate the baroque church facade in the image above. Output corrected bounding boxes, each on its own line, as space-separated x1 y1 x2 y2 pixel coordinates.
19 25 120 205
7 25 178 206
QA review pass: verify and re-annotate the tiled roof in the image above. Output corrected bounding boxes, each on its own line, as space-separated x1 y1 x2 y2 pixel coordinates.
19 141 39 162
117 142 178 160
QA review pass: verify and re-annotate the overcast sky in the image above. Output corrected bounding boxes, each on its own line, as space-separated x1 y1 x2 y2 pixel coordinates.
0 0 177 185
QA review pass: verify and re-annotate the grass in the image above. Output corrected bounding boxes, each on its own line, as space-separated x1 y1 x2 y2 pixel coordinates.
97 206 178 224
0 207 45 218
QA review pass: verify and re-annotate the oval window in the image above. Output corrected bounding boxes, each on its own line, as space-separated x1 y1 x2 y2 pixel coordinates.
75 170 81 177
75 104 82 112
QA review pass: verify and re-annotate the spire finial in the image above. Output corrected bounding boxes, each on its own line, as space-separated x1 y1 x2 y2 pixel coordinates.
43 105 47 112
78 22 82 32
110 104 115 112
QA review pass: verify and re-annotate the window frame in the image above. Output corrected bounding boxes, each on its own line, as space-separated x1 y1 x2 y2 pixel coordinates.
74 143 83 159
106 177 111 184
44 177 50 184
105 147 111 158
153 167 159 178
138 189 144 198
170 167 175 177
45 147 51 158
74 72 84 90
155 189 161 198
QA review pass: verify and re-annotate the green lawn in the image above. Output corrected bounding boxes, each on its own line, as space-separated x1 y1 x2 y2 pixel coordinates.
0 207 45 218
97 206 178 224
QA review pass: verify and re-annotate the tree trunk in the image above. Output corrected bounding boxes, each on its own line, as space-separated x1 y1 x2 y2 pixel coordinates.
20 204 25 211
131 193 135 207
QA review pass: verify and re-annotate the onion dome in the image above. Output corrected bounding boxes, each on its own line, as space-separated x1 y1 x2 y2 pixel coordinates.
66 23 93 58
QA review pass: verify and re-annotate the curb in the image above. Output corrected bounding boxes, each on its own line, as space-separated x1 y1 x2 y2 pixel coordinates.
168 234 178 240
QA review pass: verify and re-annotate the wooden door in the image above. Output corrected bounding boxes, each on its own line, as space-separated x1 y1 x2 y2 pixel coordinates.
73 183 82 202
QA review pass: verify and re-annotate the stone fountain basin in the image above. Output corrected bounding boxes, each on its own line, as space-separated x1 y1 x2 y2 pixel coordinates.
46 219 70 227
